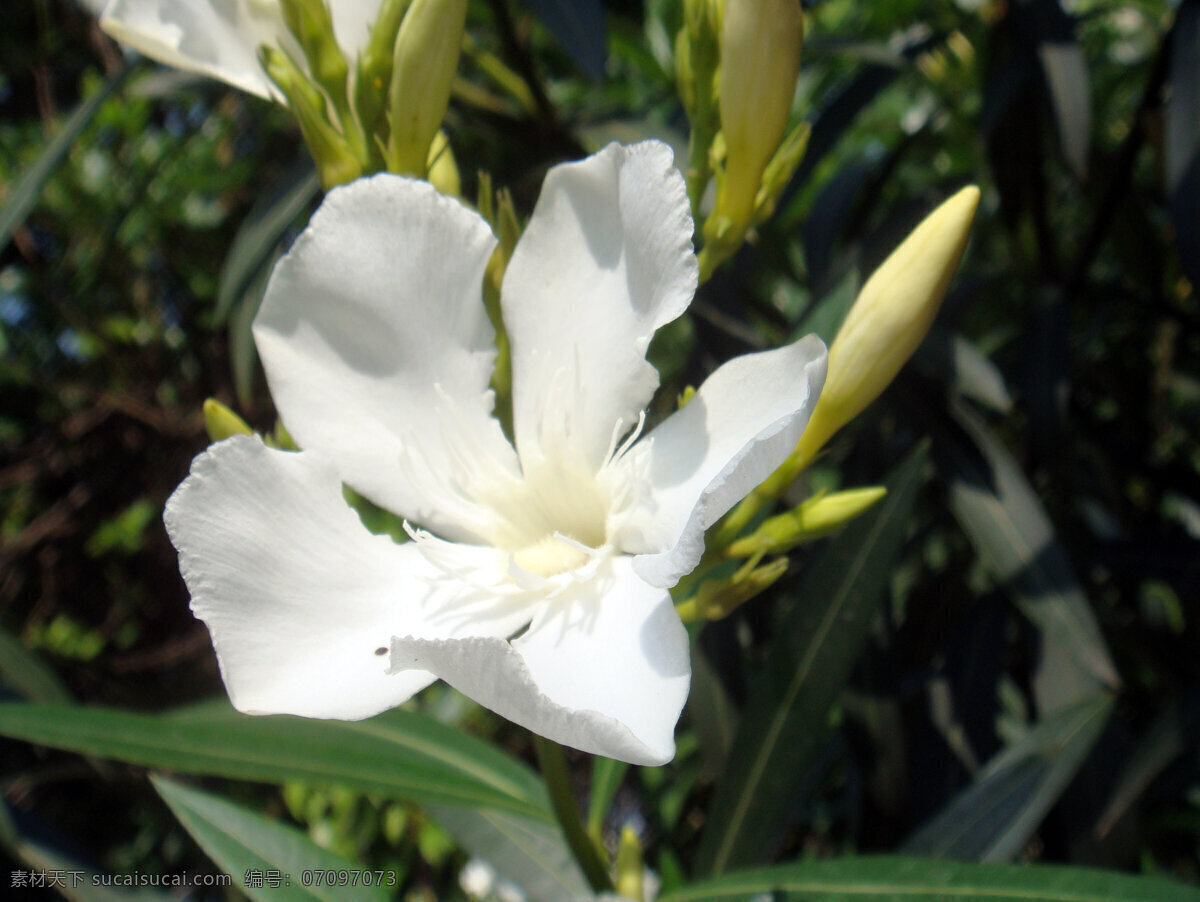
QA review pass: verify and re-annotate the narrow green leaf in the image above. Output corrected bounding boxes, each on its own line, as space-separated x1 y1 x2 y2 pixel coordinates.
915 329 1013 414
428 805 591 902
697 445 928 876
214 159 320 325
686 643 738 778
0 702 551 821
230 249 276 407
152 776 389 902
521 0 607 79
0 626 72 704
1096 683 1200 838
903 693 1113 861
938 401 1119 703
1039 41 1091 181
657 856 1200 902
0 64 133 253
586 755 629 839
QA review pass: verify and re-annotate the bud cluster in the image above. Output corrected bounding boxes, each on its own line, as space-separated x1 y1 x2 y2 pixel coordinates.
267 0 466 191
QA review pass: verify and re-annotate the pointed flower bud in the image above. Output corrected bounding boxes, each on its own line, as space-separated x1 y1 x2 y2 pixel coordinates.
726 487 887 557
386 0 468 177
797 186 981 460
426 130 461 197
355 0 413 147
203 399 252 443
278 0 348 105
711 187 979 549
616 826 644 902
716 0 804 230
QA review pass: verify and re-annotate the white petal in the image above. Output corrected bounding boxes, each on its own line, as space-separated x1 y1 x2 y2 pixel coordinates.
254 174 522 543
101 0 287 98
164 435 529 721
624 335 828 587
502 141 698 471
390 556 690 764
327 1 384 62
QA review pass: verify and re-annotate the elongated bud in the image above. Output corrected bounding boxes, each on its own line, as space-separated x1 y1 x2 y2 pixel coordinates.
797 186 981 459
260 45 363 188
203 399 252 442
387 0 468 177
278 0 348 105
355 0 413 144
677 557 789 621
426 130 461 197
727 487 887 557
717 0 803 229
615 826 644 902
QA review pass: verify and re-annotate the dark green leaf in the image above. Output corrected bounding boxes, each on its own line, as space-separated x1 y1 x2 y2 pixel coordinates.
1166 1 1200 196
152 776 390 902
1038 40 1090 180
0 702 551 821
522 0 607 79
685 643 738 778
0 626 72 704
1096 683 1200 838
214 158 319 325
936 401 1119 707
657 856 1200 902
696 445 928 876
903 694 1112 861
915 329 1012 414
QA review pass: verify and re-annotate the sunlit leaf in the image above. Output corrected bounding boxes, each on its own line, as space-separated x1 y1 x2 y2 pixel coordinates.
152 776 390 902
428 805 590 902
903 693 1112 861
0 702 551 821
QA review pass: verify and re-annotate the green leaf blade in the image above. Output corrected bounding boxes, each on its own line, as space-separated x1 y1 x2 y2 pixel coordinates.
152 776 389 902
659 856 1200 902
697 444 928 875
0 702 551 821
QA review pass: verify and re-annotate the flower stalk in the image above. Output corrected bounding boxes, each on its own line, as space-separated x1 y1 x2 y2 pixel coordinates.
534 737 613 893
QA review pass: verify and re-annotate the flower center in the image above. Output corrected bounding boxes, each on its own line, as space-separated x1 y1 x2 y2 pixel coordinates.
511 534 594 577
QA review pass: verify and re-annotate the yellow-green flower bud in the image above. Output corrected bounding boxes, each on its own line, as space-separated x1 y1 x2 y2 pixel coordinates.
203 399 252 443
426 130 461 197
797 186 981 460
386 0 468 177
278 0 348 106
615 826 644 902
260 45 363 188
677 557 788 621
716 0 804 229
355 0 413 146
727 487 887 557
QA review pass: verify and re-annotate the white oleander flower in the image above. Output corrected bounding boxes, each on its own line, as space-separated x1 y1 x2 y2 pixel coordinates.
99 0 382 99
164 141 827 764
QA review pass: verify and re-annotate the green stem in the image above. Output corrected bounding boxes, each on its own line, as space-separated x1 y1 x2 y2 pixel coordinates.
534 737 613 893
